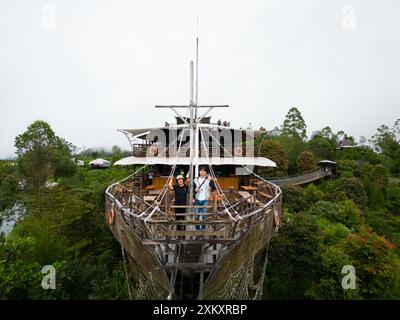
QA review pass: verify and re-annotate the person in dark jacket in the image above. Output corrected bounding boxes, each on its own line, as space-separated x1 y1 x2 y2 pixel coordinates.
169 175 188 231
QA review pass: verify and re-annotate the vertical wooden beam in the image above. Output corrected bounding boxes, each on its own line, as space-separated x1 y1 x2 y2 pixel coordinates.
213 191 217 215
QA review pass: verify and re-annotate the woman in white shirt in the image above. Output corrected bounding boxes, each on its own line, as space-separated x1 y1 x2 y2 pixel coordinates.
193 166 216 230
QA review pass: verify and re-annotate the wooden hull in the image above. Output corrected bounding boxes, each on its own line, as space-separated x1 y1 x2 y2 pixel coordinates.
105 187 281 300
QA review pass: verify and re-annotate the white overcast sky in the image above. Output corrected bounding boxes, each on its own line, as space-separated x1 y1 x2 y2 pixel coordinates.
0 0 399 158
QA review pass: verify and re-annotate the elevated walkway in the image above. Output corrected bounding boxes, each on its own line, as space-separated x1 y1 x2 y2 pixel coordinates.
268 168 332 186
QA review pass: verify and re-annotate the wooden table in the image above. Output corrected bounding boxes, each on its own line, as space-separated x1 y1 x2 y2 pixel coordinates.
145 185 156 190
149 189 161 195
144 195 157 203
240 185 258 192
239 185 259 205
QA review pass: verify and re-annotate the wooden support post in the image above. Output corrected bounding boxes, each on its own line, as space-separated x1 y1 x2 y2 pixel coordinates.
198 271 204 300
213 243 217 263
213 191 217 216
198 244 204 300
166 190 170 218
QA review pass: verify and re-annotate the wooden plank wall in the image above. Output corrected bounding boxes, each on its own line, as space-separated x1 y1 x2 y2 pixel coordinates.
215 177 239 190
152 176 169 189
152 176 239 190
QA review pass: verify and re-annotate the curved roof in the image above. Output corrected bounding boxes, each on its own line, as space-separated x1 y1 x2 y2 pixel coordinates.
318 160 337 165
114 156 276 167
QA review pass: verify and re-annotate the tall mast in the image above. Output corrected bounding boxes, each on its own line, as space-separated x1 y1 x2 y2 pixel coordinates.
194 37 200 178
189 61 195 202
195 37 199 118
155 35 229 194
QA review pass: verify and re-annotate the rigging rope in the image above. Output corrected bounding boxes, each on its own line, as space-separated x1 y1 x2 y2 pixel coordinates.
164 106 191 299
203 126 267 182
143 126 188 222
144 105 191 217
198 127 239 221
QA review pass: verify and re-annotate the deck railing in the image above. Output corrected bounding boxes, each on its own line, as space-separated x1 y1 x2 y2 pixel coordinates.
106 176 282 244
105 173 282 276
132 145 249 157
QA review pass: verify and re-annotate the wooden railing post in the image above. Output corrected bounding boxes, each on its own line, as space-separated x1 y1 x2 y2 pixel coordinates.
213 191 217 216
166 189 169 218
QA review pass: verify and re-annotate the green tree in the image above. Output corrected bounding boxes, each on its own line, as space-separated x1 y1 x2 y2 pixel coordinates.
336 159 357 177
316 126 337 141
91 150 99 158
14 121 76 192
15 121 56 192
336 199 362 229
281 185 305 212
370 124 399 158
336 147 382 165
281 107 307 140
297 151 317 173
336 130 356 145
305 246 360 299
386 184 400 215
306 200 338 221
365 209 400 256
303 183 324 208
111 145 122 164
0 237 70 299
307 136 336 160
370 165 389 191
0 163 19 210
316 217 350 246
307 200 361 230
308 127 337 160
370 121 400 174
333 177 368 208
339 228 400 299
361 164 390 209
264 213 323 299
273 135 306 174
257 139 288 177
54 138 77 179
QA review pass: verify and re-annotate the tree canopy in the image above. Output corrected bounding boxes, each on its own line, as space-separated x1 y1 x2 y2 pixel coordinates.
257 139 289 177
297 150 317 173
281 107 307 140
14 120 76 192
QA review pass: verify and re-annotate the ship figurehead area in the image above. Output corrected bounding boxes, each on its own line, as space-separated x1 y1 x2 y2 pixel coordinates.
105 57 283 300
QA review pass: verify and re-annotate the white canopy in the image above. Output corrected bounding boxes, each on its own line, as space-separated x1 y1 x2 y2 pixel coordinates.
89 159 110 168
114 156 276 167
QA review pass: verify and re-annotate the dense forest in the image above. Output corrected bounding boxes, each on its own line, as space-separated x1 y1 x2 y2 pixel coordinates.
0 108 399 299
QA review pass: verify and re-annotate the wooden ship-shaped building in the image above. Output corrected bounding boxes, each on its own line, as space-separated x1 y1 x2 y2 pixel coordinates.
105 47 283 300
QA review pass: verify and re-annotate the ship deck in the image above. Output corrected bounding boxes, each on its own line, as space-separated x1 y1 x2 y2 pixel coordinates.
106 175 281 284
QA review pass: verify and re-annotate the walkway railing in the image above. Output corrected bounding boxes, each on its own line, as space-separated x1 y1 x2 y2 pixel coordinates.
268 168 332 186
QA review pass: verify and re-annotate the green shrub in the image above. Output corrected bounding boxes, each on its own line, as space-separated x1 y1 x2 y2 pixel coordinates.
337 160 357 177
332 177 368 208
386 184 400 215
338 228 400 299
316 217 350 245
303 183 324 207
281 185 304 212
297 151 317 173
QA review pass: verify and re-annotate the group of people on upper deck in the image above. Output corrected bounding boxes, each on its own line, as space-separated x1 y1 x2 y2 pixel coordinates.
216 119 230 127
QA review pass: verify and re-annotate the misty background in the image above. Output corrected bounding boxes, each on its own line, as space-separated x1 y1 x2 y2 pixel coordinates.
0 0 399 159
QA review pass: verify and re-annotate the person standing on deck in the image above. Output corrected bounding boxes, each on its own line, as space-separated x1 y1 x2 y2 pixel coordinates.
168 175 188 231
193 166 216 230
